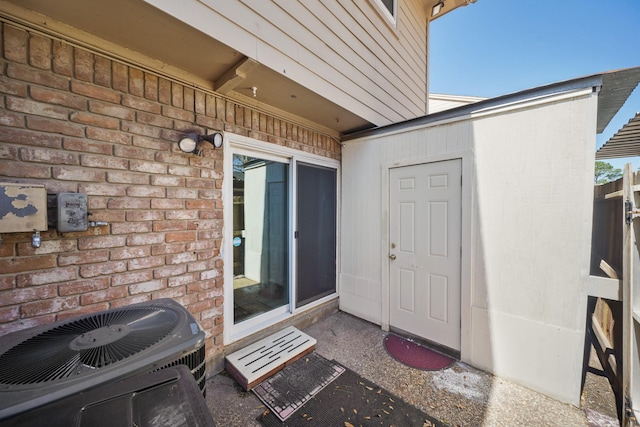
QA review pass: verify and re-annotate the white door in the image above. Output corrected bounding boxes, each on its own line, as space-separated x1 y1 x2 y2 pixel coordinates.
389 160 461 351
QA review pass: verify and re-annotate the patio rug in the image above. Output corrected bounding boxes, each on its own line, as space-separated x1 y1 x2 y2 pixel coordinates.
257 357 449 427
384 334 455 371
252 352 345 421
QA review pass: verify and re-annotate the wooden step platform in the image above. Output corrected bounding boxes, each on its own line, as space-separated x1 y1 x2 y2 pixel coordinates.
225 326 317 390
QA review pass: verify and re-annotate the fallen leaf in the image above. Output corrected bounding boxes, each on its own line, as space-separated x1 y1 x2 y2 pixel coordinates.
353 408 358 414
344 422 355 427
365 386 373 390
383 410 390 415
306 417 313 421
389 405 394 410
340 407 345 413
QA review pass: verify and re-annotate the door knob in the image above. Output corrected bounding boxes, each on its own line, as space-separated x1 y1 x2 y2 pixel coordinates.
389 254 396 260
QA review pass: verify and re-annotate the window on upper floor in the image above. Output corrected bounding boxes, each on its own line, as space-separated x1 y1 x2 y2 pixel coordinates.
375 0 396 22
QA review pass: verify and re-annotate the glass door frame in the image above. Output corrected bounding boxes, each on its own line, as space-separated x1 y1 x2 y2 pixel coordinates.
223 133 340 344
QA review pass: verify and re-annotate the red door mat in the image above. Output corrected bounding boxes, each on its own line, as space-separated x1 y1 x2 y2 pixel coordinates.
383 334 454 371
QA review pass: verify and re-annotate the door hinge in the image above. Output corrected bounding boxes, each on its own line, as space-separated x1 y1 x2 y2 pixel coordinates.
294 231 299 238
626 199 640 225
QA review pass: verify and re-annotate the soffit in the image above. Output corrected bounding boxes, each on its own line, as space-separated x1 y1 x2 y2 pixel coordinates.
0 0 369 135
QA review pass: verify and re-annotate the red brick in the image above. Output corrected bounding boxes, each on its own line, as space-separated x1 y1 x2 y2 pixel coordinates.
121 121 162 138
127 256 164 271
168 273 199 288
52 40 74 77
126 186 165 198
29 33 52 70
126 210 164 221
109 246 151 260
79 261 127 278
78 235 126 250
154 151 189 166
122 95 161 114
0 255 57 275
78 182 126 196
158 77 171 104
89 100 135 120
106 171 149 185
162 105 194 122
53 166 105 182
151 243 187 255
86 127 131 145
110 222 153 235
152 286 186 300
59 278 110 296
112 62 128 92
183 87 195 112
166 210 198 220
6 97 69 120
167 165 199 177
70 111 119 129
129 159 167 174
152 220 186 232
111 270 154 287
144 73 158 101
171 82 183 107
0 111 25 127
80 154 128 170
132 135 171 151
107 198 150 209
185 178 214 189
113 145 155 161
166 252 197 265
0 161 50 178
58 249 110 266
129 68 144 97
153 264 187 278
150 175 184 187
4 25 28 64
136 111 173 128
17 267 77 287
0 76 28 97
20 146 78 164
0 276 16 291
63 138 112 154
195 114 224 130
81 286 128 305
32 86 86 112
16 239 75 256
0 142 18 160
185 199 216 210
21 297 79 317
127 233 164 246
166 188 199 199
74 49 94 82
71 81 120 103
128 280 164 295
94 56 111 87
0 306 20 323
27 116 85 137
0 286 58 306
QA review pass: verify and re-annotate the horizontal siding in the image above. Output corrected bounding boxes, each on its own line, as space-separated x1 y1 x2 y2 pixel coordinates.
146 0 428 126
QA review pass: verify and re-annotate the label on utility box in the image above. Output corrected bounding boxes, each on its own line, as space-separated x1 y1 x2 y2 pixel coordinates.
0 183 48 233
57 193 88 232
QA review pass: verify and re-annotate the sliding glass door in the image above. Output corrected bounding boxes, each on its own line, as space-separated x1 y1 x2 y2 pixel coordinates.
296 163 337 306
232 154 288 324
228 142 338 338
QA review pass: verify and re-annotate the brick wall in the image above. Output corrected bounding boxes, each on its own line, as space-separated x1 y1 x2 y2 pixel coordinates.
0 21 340 365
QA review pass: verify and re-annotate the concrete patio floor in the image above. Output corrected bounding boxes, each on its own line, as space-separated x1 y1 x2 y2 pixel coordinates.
205 310 619 426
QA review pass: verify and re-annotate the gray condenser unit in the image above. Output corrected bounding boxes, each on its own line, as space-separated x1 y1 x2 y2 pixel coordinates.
0 299 206 421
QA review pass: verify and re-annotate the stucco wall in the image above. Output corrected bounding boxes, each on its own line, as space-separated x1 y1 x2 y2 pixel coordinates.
0 21 340 368
340 90 598 405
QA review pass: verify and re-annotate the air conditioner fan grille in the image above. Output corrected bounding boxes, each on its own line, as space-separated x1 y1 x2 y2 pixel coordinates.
0 307 178 385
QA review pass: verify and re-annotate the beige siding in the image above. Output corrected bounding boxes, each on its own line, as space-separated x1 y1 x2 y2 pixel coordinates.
340 89 599 405
146 0 428 126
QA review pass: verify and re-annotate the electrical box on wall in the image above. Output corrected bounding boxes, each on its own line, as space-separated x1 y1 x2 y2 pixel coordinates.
0 183 48 233
57 193 88 232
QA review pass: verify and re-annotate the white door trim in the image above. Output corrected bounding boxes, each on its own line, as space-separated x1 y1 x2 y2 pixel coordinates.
381 151 474 361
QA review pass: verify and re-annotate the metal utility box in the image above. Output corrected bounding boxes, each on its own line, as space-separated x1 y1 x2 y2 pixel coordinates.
0 183 47 233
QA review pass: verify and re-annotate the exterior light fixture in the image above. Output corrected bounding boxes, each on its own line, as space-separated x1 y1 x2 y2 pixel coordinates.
178 132 224 154
431 1 444 17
